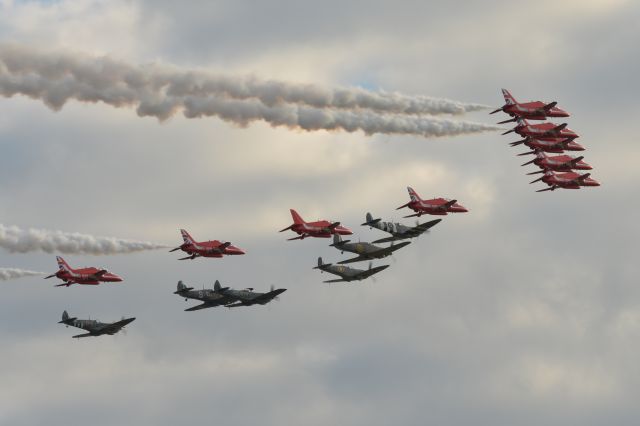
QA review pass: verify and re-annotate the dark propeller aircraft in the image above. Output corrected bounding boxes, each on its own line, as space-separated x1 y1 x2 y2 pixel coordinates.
361 212 442 243
175 280 286 310
174 280 236 311
330 234 410 264
58 310 135 338
313 257 388 283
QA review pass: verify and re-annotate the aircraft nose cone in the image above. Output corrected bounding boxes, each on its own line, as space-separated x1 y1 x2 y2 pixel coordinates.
112 274 123 282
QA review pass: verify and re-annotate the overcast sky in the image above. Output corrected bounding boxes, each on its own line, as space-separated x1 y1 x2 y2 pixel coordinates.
1 1 639 425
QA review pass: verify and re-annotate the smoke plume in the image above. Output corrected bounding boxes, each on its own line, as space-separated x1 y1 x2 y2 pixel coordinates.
0 224 168 255
0 268 45 281
0 44 500 138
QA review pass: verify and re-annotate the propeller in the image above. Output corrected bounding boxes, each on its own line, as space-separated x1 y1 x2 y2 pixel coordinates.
270 284 281 301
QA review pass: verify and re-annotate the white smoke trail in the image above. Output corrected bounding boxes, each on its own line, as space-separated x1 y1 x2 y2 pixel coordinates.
0 268 45 281
180 96 499 137
0 44 500 137
0 44 487 115
0 224 168 255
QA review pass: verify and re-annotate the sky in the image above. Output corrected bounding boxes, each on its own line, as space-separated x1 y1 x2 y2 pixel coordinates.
1 0 639 425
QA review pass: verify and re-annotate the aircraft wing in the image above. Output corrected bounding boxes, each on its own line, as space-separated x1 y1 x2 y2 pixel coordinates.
72 332 94 339
371 236 403 244
226 289 286 307
185 302 224 311
338 242 410 264
356 265 389 280
406 219 442 236
337 255 368 264
96 318 135 334
323 278 349 283
251 289 286 305
373 241 411 257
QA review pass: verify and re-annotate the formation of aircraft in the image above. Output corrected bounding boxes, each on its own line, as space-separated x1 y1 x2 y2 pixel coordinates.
396 187 468 217
279 209 353 241
174 279 286 311
44 256 123 287
169 229 245 260
313 257 389 283
58 310 134 338
494 89 600 192
31 90 603 333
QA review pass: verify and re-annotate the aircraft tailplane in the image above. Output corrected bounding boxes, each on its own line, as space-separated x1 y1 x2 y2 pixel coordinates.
501 88 516 105
289 209 305 225
180 229 196 245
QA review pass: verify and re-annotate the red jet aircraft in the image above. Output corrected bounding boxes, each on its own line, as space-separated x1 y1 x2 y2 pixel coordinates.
491 89 570 123
396 187 468 217
510 136 585 153
530 171 600 192
503 118 579 140
44 256 123 287
522 152 592 174
169 229 245 260
279 209 353 241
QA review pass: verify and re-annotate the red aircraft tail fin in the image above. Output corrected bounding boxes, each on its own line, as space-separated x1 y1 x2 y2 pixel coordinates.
289 209 305 225
56 256 72 273
501 89 517 105
180 229 196 245
407 186 422 202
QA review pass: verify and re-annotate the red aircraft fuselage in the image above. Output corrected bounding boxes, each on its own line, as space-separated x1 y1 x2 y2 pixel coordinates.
513 136 585 153
171 229 245 260
509 119 579 140
493 89 570 121
46 256 123 287
531 171 600 192
524 152 592 172
397 187 468 217
280 209 352 241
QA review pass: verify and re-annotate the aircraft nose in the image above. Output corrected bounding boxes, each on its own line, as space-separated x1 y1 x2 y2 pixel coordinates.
112 274 123 282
